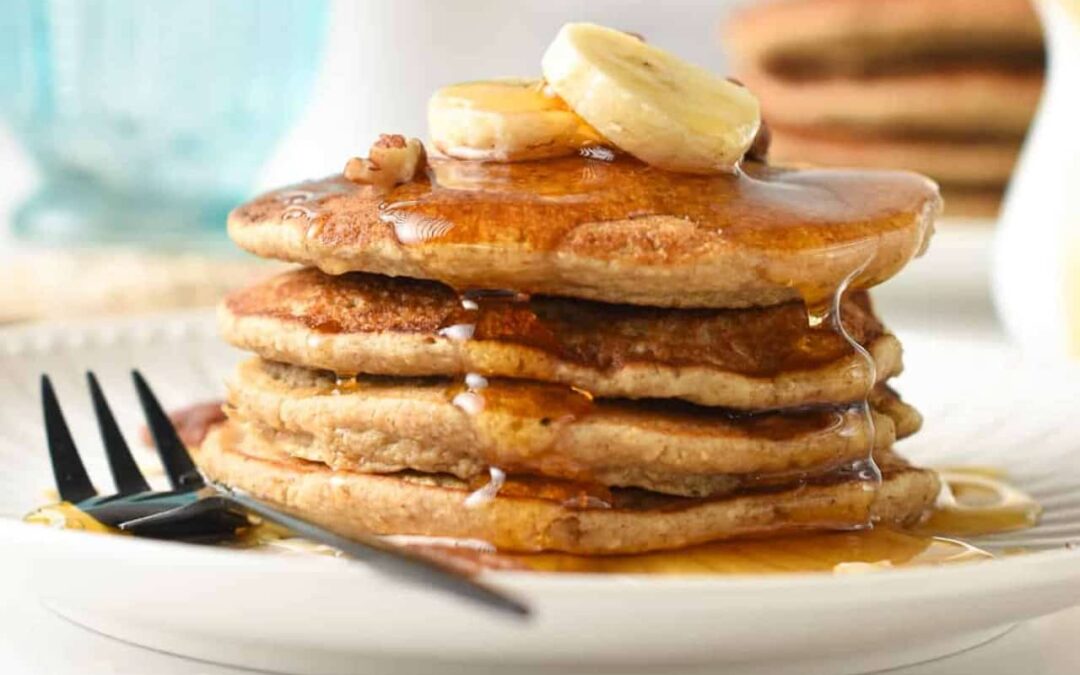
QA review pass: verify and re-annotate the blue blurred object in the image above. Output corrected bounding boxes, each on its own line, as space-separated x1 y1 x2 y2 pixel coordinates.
0 0 328 247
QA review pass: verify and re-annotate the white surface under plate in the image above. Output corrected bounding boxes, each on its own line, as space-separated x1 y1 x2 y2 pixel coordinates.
0 312 1079 675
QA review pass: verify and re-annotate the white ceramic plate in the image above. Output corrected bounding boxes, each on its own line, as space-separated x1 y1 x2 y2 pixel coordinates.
1 313 1079 675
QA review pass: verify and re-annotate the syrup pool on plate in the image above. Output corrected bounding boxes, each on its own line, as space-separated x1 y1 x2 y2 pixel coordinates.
23 464 1042 575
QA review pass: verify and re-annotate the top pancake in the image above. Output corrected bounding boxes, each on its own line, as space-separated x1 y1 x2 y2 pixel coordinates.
228 157 939 309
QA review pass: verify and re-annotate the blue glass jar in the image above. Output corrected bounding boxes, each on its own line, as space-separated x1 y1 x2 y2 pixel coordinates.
0 0 329 247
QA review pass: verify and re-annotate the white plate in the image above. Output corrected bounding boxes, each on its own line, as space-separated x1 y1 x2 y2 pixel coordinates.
1 313 1079 675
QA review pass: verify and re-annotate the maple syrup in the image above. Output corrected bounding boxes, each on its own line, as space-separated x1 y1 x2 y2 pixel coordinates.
378 156 928 256
913 467 1042 537
252 153 937 308
482 528 991 575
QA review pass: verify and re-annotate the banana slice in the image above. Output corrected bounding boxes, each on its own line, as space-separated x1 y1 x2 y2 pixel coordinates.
428 77 604 161
541 23 761 173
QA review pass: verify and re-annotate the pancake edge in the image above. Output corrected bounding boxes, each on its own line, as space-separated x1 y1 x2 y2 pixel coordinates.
199 423 940 554
218 302 905 410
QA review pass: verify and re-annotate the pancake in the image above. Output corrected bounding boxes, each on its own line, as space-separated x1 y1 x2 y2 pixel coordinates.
219 268 904 410
768 125 1020 187
737 68 1042 136
724 0 1043 80
198 422 940 554
225 358 920 497
227 157 939 309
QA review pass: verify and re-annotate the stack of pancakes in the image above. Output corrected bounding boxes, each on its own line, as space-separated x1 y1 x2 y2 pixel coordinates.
199 152 943 555
724 0 1044 218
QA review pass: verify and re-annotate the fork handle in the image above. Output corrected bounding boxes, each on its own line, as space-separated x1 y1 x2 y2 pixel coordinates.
219 490 530 618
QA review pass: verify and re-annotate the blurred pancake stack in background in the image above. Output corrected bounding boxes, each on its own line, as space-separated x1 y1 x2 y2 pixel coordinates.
724 0 1044 218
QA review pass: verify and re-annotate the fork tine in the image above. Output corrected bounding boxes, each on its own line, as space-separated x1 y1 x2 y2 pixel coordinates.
41 375 97 503
87 372 151 495
131 370 205 490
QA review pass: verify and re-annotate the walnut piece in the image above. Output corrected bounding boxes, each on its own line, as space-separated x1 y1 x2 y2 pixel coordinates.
344 134 427 189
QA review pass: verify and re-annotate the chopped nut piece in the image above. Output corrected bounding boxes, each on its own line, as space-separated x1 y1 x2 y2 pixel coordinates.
344 134 427 189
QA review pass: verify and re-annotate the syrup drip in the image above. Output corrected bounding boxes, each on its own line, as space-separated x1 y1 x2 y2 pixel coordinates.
445 371 597 483
494 528 991 575
915 468 1043 537
464 466 507 508
381 206 454 244
282 205 317 221
370 156 936 302
268 267 889 383
794 251 882 527
449 294 488 419
435 289 603 504
579 146 617 162
278 189 316 205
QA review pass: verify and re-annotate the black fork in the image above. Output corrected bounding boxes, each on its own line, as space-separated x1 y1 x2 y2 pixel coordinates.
41 371 529 618
42 372 248 540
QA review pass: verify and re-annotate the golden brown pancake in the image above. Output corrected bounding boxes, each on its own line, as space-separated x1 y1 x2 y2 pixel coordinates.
768 125 1020 187
225 358 920 497
219 268 904 410
227 157 939 309
198 421 940 554
724 0 1043 81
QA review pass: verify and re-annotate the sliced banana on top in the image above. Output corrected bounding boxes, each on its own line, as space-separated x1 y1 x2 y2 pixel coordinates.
428 77 604 162
542 23 761 174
